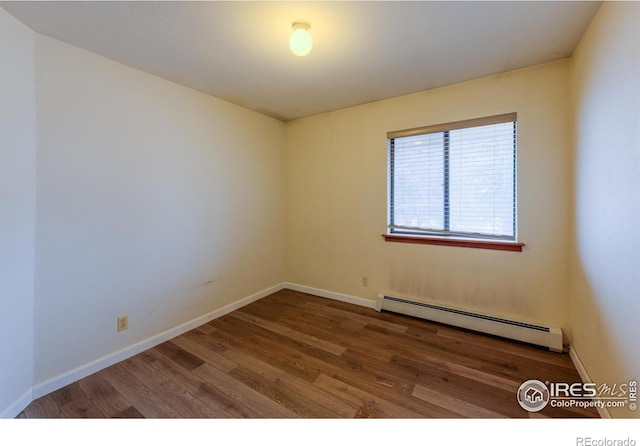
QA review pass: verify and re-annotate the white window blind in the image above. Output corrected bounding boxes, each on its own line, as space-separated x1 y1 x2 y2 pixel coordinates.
388 113 517 241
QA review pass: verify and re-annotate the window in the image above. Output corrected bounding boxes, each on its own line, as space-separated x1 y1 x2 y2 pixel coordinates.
385 113 524 251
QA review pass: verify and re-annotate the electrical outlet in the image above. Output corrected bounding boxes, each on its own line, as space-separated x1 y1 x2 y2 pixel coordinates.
362 276 369 287
117 315 128 332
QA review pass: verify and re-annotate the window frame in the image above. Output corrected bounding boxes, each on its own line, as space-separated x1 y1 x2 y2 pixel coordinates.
384 113 525 252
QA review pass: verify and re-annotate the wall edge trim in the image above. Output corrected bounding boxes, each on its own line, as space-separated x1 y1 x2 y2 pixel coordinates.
569 345 612 419
0 388 34 419
30 282 287 401
282 282 376 309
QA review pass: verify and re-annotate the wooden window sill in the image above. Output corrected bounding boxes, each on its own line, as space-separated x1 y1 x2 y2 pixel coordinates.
382 234 525 252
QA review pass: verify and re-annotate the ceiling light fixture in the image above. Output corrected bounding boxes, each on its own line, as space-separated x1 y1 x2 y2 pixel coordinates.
289 20 312 57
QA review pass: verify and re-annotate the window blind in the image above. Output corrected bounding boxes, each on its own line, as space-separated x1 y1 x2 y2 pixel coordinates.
388 114 517 241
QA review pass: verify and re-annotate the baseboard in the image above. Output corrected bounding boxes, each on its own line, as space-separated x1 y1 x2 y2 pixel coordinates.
31 282 286 400
569 345 612 419
0 388 33 419
18 281 371 413
283 282 376 309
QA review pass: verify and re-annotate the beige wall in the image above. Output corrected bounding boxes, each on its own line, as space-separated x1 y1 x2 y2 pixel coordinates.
0 7 36 417
33 35 286 385
287 60 573 331
570 2 640 418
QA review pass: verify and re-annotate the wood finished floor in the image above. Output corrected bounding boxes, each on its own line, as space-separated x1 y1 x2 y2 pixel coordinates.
18 289 598 418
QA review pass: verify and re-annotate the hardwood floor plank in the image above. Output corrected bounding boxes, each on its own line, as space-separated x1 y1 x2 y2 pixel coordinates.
285 298 409 334
119 355 222 418
222 347 360 417
412 383 507 418
229 365 341 418
169 335 237 373
364 323 526 381
97 363 182 418
436 326 576 369
114 406 145 418
192 363 299 418
361 322 523 379
49 382 85 408
273 312 396 363
153 341 205 372
357 323 527 394
194 323 215 335
366 312 579 379
211 317 327 382
77 372 134 417
418 354 521 394
21 394 64 418
182 329 227 353
335 349 463 418
221 347 283 381
232 310 347 356
219 313 404 393
400 350 597 418
59 395 106 418
144 347 256 418
313 373 423 418
268 308 364 340
246 296 367 333
338 349 417 397
389 354 526 417
327 299 440 331
423 327 581 381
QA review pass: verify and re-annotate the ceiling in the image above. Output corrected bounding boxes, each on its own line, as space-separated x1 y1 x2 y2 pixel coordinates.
2 1 601 121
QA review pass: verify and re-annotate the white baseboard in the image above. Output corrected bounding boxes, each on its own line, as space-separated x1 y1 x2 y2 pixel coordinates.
0 388 33 419
282 282 376 309
26 282 372 409
569 345 612 419
31 283 286 401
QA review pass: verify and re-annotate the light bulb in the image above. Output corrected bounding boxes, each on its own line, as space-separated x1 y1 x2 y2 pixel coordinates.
290 21 312 57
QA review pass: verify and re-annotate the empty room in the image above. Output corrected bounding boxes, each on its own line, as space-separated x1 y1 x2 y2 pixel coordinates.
1 0 638 434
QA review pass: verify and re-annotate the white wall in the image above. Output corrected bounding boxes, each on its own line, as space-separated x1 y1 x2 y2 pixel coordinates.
570 2 640 418
0 8 36 417
33 35 286 386
287 60 573 332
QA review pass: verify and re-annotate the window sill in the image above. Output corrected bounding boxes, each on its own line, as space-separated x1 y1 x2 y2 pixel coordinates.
382 234 525 252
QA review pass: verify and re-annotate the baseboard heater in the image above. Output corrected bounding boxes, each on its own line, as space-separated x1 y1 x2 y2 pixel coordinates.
375 293 563 352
